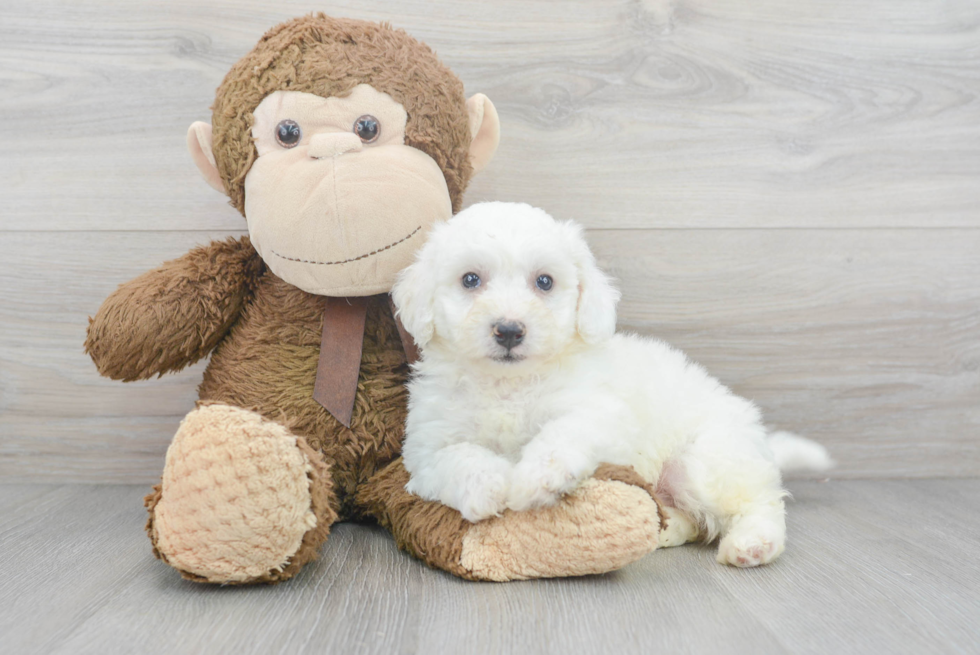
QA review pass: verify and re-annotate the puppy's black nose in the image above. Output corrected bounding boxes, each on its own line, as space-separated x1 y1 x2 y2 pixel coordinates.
492 321 526 350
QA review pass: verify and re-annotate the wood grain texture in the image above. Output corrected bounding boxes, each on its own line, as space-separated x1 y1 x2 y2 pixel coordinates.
1 0 978 481
1 0 978 230
1 481 978 654
1 230 977 482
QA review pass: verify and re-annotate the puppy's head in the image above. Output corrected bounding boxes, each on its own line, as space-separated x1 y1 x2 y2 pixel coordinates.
393 202 620 369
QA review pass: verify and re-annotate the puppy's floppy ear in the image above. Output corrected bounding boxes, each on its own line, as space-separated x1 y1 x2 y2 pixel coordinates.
392 245 438 349
567 222 620 343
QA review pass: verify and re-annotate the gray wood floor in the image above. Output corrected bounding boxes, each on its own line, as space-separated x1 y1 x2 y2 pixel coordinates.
1 480 978 655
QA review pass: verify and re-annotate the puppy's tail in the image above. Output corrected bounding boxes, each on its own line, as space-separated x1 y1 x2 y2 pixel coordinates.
767 431 835 473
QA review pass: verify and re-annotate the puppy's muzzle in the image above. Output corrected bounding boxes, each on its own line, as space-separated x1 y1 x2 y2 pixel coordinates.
492 320 526 351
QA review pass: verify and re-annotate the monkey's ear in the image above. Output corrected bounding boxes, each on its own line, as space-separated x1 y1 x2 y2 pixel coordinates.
187 122 225 193
466 94 500 175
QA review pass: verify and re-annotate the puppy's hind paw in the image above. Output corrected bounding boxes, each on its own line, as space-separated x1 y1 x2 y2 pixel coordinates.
658 506 700 548
717 524 785 567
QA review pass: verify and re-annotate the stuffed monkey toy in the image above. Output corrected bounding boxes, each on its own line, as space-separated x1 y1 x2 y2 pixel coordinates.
85 14 663 584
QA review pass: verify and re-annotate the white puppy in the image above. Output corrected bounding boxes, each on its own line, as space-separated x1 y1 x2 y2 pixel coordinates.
392 202 832 567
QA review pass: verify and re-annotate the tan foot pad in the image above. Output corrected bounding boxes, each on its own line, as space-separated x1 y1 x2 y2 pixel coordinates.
151 404 317 583
459 478 661 581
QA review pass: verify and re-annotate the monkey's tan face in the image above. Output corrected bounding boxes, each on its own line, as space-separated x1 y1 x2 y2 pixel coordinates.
243 85 453 296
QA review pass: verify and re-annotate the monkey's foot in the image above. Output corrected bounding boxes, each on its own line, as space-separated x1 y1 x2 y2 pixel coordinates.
459 464 663 581
358 460 661 582
145 403 337 584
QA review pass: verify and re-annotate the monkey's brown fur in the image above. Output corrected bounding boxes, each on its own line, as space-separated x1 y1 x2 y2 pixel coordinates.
87 229 428 583
86 237 264 382
211 14 474 215
86 15 661 584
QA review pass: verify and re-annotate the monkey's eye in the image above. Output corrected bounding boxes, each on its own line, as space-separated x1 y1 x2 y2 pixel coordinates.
354 115 380 143
536 275 554 291
461 272 481 289
275 120 302 148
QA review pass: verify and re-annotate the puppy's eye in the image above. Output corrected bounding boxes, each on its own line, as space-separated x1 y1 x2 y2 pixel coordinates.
354 115 380 143
275 120 302 148
536 274 554 291
461 272 481 289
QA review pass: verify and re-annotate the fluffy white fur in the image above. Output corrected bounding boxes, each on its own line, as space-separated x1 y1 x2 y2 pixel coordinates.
393 202 833 567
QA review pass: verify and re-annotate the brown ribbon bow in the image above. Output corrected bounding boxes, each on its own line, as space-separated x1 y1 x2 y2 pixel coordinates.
312 295 418 428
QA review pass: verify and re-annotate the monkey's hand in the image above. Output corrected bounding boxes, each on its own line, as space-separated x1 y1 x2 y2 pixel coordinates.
85 236 264 381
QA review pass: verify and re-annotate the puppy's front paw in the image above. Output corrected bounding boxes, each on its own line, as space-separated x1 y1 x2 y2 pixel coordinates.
452 467 511 523
507 450 594 512
506 475 561 513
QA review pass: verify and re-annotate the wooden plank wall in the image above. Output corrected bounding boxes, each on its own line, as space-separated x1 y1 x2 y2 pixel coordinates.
1 0 978 482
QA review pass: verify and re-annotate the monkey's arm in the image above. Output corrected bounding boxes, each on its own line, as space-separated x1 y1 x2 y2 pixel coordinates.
85 236 264 381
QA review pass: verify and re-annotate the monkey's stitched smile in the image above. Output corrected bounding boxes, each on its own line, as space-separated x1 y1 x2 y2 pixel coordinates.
269 225 422 266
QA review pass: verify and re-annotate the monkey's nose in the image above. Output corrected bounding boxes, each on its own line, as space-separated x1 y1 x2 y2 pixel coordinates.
308 133 363 159
492 321 526 350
